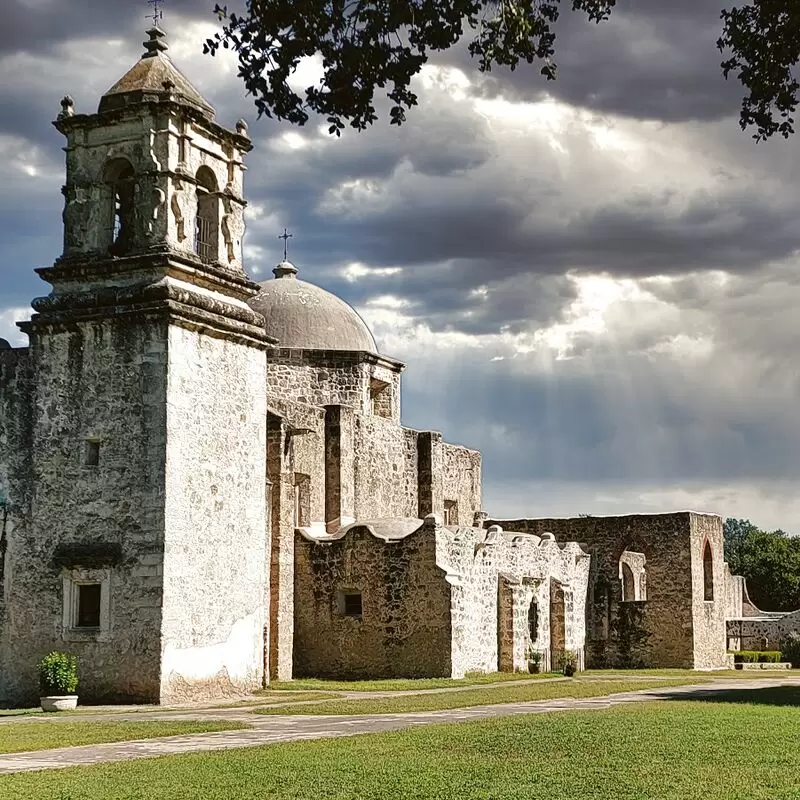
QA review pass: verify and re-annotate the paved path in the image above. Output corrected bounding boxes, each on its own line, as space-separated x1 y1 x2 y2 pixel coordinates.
1 677 798 775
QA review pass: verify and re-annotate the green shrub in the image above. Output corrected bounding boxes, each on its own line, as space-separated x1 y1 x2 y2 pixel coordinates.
781 632 800 667
732 650 782 664
38 652 79 696
559 651 578 677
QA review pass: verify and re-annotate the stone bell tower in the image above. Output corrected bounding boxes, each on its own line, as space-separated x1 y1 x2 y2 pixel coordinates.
1 27 272 704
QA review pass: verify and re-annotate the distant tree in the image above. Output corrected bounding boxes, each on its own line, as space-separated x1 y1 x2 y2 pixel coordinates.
723 517 759 576
724 518 800 612
205 1 800 141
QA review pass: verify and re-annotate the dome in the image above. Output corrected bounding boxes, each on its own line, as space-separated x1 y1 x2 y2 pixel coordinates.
248 261 378 352
0 338 10 349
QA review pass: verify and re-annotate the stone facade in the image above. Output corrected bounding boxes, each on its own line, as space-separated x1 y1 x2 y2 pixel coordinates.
0 24 758 706
487 512 729 670
294 517 590 679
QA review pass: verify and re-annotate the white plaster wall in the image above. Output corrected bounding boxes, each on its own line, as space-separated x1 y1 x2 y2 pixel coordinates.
436 526 590 678
161 324 268 702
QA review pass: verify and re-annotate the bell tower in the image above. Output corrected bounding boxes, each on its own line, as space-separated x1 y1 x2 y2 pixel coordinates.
56 27 250 271
2 27 272 705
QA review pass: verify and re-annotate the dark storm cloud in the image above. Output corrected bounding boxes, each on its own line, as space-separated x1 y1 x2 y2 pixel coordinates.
439 0 744 125
4 0 800 529
2 0 216 56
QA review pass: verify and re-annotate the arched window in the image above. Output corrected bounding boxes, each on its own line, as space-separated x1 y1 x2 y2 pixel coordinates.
194 166 218 264
103 158 135 255
703 540 714 601
527 599 539 643
619 548 647 602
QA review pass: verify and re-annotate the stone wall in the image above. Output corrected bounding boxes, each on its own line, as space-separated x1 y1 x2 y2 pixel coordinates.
159 324 268 703
690 513 727 669
441 443 482 527
488 512 728 670
353 416 419 518
0 347 33 704
293 523 453 679
436 525 590 676
269 350 365 418
728 609 800 651
1 320 170 704
268 350 403 423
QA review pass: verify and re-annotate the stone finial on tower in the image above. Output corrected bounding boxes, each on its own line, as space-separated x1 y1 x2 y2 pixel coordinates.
236 119 249 139
142 27 168 59
57 96 74 120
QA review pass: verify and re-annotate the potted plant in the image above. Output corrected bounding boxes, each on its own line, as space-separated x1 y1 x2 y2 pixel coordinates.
561 651 577 678
527 649 542 674
38 651 79 712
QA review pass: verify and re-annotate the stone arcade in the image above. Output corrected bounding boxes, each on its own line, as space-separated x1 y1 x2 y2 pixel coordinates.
0 27 748 705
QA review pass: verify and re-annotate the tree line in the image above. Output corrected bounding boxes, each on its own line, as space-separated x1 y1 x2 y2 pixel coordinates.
724 518 800 612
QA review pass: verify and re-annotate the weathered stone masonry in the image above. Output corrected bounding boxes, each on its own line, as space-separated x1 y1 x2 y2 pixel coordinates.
488 513 728 670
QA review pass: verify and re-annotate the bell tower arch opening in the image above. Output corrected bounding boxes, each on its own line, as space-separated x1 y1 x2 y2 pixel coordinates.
194 167 219 264
103 158 135 255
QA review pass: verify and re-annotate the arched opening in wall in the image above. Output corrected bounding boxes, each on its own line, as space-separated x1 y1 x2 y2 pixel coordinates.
703 540 714 601
194 166 218 264
619 549 647 602
528 599 539 643
103 158 135 255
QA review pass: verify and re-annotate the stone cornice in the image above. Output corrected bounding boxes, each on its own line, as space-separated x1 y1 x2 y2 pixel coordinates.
54 104 253 154
38 250 261 301
20 297 274 350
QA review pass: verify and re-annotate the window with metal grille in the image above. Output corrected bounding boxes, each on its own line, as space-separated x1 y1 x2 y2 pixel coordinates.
194 166 218 264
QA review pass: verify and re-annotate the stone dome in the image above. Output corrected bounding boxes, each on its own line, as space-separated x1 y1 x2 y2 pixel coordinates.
248 261 378 352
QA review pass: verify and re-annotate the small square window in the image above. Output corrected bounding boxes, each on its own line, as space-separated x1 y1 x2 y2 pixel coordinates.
343 592 362 618
85 440 100 467
76 584 101 628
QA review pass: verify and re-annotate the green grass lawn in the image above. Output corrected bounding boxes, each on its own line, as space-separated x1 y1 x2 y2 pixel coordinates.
4 691 800 799
254 676 701 715
0 720 249 755
266 671 555 692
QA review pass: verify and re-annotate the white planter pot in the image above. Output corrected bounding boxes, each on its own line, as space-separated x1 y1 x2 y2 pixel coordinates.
40 695 78 712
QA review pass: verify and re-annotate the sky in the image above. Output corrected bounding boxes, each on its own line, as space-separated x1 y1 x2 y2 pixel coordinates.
2 0 800 532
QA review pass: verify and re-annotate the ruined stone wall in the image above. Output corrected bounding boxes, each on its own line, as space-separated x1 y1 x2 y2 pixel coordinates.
435 525 590 676
723 566 745 621
488 513 719 669
160 325 268 702
2 321 169 704
353 416 419 518
441 444 482 527
731 609 800 651
293 525 452 679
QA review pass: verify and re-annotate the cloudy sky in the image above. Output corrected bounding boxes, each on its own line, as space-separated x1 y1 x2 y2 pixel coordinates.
3 0 800 532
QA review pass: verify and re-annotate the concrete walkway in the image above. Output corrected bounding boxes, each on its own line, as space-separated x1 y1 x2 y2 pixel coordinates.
1 677 798 775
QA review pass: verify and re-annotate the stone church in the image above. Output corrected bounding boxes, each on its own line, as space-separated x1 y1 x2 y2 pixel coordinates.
0 27 738 705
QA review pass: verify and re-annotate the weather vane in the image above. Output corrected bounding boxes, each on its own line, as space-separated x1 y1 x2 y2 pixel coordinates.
147 0 164 27
278 228 293 261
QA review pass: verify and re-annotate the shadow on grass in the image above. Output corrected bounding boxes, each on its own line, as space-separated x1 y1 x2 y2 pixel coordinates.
653 685 800 707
